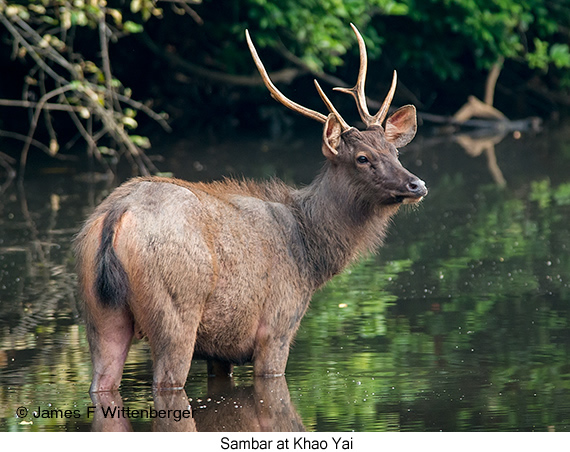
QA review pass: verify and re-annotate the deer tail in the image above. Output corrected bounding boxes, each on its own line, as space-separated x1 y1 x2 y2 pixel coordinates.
95 206 130 309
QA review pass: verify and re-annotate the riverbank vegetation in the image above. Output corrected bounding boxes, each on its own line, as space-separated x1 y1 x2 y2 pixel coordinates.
0 0 569 176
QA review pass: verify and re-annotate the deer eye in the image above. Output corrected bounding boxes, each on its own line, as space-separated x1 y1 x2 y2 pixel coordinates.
356 155 369 164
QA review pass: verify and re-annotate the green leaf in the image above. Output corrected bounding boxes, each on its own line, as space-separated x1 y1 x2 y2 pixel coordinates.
550 43 570 69
129 135 151 148
527 38 550 70
122 117 138 129
124 21 144 34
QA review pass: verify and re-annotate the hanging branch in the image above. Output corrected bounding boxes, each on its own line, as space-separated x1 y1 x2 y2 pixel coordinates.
0 1 171 179
0 99 82 111
19 84 76 178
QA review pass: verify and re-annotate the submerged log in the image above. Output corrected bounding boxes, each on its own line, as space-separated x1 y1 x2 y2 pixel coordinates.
452 95 507 122
421 58 542 134
419 110 542 132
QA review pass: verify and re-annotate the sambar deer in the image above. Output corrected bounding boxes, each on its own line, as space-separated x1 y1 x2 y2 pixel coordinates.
75 24 427 392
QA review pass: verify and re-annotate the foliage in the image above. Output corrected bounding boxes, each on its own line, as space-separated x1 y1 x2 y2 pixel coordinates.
0 0 169 176
243 0 409 71
194 0 570 79
1 0 570 175
369 0 570 85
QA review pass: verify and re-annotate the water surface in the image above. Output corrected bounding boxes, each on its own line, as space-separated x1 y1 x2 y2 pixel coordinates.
0 124 569 431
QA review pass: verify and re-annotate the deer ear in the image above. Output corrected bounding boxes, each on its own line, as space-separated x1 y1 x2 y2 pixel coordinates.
385 105 417 148
322 114 342 160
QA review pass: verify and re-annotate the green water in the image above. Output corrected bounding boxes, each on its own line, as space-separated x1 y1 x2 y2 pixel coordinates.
1 125 569 431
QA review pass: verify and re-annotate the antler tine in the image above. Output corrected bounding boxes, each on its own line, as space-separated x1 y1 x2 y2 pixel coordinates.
313 80 351 131
245 30 327 124
371 70 397 126
333 23 373 126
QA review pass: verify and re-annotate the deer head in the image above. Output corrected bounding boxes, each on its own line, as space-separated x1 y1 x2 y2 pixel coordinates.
246 24 427 206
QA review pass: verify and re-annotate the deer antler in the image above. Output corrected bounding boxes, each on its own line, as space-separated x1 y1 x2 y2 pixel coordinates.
246 30 350 131
333 24 397 128
313 80 350 130
372 70 397 126
333 23 371 125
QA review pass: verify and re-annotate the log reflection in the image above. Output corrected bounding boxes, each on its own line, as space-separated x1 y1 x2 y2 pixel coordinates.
454 130 507 187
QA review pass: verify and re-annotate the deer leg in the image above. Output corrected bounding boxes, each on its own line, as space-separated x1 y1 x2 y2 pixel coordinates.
253 322 292 377
152 345 196 391
253 342 290 377
87 307 134 393
207 360 234 377
149 319 199 391
139 291 203 391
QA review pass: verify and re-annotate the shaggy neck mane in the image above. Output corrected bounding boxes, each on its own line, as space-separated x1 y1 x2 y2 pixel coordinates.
139 176 293 203
191 177 294 204
291 162 400 289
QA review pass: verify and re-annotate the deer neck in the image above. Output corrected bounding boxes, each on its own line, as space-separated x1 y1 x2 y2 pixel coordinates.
292 163 398 289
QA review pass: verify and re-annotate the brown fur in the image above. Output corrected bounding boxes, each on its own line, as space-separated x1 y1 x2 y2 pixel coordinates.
75 113 427 392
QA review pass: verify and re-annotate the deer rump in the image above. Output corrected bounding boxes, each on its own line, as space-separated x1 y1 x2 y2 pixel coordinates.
76 176 312 389
76 24 427 392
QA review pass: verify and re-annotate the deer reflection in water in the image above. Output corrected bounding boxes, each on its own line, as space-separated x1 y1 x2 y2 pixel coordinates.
89 376 304 432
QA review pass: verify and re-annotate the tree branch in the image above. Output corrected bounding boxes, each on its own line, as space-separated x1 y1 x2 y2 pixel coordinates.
484 57 504 106
0 129 75 159
0 11 68 84
276 40 423 113
0 98 82 111
139 32 306 86
114 93 172 132
19 85 76 179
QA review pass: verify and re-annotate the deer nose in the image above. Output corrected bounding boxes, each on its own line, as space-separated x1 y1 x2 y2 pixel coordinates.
406 178 427 197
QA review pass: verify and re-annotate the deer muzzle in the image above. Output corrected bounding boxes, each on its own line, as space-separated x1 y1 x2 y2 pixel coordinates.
402 177 427 204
